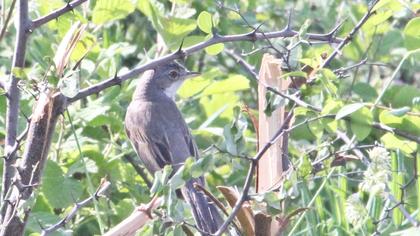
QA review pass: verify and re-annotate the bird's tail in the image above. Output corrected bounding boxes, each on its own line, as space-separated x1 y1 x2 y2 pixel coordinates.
181 178 223 235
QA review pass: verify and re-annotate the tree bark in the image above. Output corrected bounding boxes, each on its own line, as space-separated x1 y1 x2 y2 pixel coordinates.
0 92 66 236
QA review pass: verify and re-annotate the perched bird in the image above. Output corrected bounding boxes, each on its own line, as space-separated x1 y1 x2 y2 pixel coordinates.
125 61 222 234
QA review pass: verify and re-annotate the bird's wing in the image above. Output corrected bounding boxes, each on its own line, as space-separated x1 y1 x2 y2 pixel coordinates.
125 100 199 174
125 101 172 174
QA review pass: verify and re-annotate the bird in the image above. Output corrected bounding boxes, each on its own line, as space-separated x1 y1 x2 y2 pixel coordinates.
124 61 223 234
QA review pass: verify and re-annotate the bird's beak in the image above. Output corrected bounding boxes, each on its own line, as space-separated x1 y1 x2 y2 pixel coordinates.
184 71 200 79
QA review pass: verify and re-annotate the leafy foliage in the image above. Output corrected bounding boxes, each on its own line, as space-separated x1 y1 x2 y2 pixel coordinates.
0 0 419 235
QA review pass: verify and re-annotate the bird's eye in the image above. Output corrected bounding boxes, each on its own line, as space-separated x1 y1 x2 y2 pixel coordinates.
169 70 178 79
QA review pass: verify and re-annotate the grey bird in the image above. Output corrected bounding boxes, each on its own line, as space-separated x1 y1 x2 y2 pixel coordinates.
124 61 222 234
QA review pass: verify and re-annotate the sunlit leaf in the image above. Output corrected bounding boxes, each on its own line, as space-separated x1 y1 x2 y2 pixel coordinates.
335 103 365 120
92 0 135 25
205 42 224 55
350 107 373 141
403 17 420 50
197 11 213 33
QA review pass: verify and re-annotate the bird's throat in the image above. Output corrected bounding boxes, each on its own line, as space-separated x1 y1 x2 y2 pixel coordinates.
164 80 184 100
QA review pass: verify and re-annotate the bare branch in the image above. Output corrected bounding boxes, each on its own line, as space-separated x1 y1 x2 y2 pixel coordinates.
0 0 17 42
40 180 111 236
104 197 163 236
31 0 88 29
225 49 321 111
318 0 380 70
214 107 295 236
372 122 420 144
66 25 344 103
2 0 30 225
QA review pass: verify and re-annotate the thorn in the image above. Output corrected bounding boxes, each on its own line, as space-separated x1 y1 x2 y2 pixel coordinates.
113 72 122 87
328 18 346 37
247 22 263 41
286 9 293 30
37 219 46 230
211 18 218 36
175 38 186 59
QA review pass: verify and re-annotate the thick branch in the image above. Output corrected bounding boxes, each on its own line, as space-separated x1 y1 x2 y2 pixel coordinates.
41 180 111 236
31 0 88 29
1 91 66 236
104 197 163 236
67 26 344 103
2 0 29 210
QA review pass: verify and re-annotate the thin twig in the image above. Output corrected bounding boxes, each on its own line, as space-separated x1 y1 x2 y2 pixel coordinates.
31 0 88 29
40 180 111 236
372 122 420 144
0 0 16 42
312 0 381 77
214 106 296 236
224 49 321 111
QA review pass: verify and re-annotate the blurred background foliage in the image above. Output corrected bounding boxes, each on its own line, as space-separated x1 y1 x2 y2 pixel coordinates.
0 0 420 235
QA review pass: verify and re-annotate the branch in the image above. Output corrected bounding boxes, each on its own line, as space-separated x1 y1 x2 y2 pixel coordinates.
66 25 344 103
104 197 163 236
225 49 321 111
372 122 420 144
40 180 110 236
0 0 17 42
31 0 88 29
318 0 380 70
2 2 30 231
214 107 295 236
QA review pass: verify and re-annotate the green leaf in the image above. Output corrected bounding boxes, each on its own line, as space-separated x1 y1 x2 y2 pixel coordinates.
59 71 80 98
11 67 29 80
161 17 197 48
381 133 417 154
280 71 307 79
202 74 250 95
403 17 420 50
317 69 338 97
379 110 404 125
178 68 221 98
371 0 394 12
264 92 285 116
350 107 373 141
308 118 324 139
205 41 224 55
335 103 365 120
41 161 83 209
92 0 135 25
200 92 238 120
353 83 378 102
321 99 342 133
197 11 212 33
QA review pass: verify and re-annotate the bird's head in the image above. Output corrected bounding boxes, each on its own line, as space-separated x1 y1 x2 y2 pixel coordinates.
152 61 200 99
